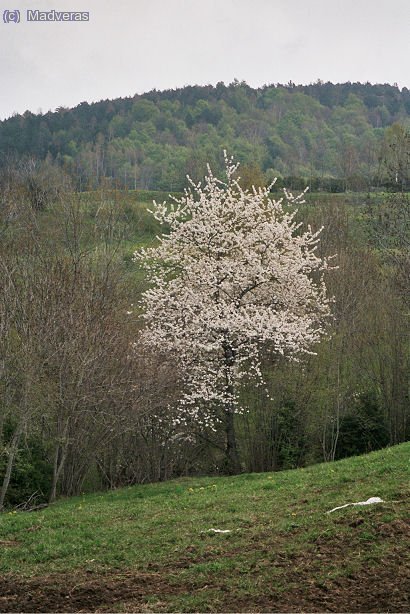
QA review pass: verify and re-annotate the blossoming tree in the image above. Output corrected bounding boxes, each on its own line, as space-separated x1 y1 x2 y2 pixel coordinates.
136 153 332 472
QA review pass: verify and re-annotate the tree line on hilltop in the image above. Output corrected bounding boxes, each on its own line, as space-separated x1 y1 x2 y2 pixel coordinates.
0 80 409 192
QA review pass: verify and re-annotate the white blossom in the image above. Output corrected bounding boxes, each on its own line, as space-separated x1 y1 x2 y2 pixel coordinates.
135 153 333 426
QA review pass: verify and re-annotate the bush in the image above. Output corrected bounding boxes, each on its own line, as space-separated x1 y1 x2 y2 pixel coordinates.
0 427 52 508
336 392 389 459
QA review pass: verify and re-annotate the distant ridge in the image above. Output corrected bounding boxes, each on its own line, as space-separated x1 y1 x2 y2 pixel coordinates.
1 81 408 191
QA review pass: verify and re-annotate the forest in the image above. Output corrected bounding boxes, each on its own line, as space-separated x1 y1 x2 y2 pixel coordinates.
0 81 409 192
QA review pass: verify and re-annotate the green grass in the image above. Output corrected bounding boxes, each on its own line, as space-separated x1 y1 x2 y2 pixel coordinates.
35 190 390 275
0 444 409 611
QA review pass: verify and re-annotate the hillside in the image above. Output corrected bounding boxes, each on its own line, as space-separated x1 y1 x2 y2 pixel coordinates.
1 186 409 512
0 443 409 612
1 81 409 191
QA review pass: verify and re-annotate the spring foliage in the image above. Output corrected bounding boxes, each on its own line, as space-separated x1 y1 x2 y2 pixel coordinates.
136 154 332 426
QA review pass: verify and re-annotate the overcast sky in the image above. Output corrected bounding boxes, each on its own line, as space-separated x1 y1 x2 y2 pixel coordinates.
0 0 409 119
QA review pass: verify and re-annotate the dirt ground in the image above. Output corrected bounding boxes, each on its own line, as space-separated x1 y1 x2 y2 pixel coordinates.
1 519 409 613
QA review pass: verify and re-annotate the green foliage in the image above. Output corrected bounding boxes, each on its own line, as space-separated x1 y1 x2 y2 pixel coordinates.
379 123 410 190
0 82 408 191
275 400 308 470
336 392 390 459
0 426 52 508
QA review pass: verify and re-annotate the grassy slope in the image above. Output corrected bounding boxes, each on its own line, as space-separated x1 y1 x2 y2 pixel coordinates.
0 443 409 612
37 190 383 266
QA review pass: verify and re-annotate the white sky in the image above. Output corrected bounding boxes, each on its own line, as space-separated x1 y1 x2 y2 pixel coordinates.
0 0 409 119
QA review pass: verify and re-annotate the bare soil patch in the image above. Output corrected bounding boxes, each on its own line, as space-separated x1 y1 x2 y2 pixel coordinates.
1 517 409 613
0 571 183 613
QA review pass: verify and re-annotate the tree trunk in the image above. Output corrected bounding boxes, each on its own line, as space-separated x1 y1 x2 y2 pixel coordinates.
225 405 240 474
49 436 69 503
222 340 241 474
49 445 60 504
0 421 23 511
49 443 69 503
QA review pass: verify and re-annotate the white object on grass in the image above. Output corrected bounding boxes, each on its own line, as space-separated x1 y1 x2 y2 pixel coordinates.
207 528 231 533
327 496 384 514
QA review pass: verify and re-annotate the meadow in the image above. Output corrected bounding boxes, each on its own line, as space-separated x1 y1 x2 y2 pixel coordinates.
1 443 409 612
